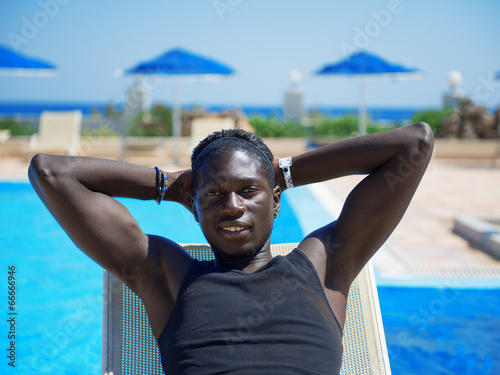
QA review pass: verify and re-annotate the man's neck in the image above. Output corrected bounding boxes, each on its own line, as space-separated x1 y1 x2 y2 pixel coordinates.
213 246 274 273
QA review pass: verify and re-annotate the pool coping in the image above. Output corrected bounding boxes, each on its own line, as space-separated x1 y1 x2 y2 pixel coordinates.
373 263 500 289
453 215 500 261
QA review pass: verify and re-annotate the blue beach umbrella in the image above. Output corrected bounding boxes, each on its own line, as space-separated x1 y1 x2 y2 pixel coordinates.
125 47 235 77
120 48 236 163
314 51 421 135
0 44 57 76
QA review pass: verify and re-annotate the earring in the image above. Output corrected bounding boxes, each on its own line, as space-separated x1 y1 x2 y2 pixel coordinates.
273 213 278 219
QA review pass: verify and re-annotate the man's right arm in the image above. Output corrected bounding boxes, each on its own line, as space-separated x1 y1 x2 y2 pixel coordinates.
28 154 193 310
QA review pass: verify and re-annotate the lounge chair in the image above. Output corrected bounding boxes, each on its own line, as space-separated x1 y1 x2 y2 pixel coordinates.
102 243 392 375
26 110 82 156
119 136 167 161
0 129 10 160
190 117 235 150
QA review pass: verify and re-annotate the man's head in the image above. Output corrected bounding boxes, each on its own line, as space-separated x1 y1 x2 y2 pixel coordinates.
190 129 280 260
191 129 275 192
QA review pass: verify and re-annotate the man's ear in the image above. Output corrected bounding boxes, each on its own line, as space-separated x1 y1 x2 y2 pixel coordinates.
191 194 199 222
272 185 281 217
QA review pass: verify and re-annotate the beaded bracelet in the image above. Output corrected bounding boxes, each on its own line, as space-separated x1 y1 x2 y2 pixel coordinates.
154 167 168 205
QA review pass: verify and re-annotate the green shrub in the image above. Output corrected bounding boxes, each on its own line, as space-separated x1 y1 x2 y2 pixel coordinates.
411 107 454 137
250 114 400 138
128 104 173 137
310 114 359 137
0 118 36 136
367 123 399 134
105 103 123 119
310 114 400 137
82 124 120 137
249 116 307 138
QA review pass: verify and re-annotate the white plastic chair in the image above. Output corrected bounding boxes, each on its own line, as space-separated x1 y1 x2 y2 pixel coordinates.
102 243 391 375
27 110 82 156
190 117 235 150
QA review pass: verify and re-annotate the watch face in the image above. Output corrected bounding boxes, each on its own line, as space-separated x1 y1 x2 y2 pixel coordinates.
279 157 292 168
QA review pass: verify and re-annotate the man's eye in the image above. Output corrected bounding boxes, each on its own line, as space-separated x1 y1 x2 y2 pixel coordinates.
204 190 221 197
242 187 258 194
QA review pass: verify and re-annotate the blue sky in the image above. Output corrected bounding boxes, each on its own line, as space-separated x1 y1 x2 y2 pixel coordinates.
0 0 499 110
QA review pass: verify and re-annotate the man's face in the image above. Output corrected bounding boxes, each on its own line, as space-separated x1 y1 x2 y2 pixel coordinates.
192 149 280 260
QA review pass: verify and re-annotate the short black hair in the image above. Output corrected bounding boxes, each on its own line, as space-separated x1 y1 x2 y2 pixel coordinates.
191 129 274 191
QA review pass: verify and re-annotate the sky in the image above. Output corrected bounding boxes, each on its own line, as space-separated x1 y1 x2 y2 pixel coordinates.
0 0 499 110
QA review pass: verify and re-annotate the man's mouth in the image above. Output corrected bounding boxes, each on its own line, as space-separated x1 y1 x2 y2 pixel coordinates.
222 226 246 232
218 223 250 238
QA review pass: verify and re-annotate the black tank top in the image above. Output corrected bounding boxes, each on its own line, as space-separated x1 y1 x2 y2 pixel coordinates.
157 249 343 374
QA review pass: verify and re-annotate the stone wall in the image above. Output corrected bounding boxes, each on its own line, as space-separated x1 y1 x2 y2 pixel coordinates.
442 100 499 139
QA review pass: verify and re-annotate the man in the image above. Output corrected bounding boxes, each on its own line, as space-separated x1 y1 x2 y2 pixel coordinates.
28 123 433 374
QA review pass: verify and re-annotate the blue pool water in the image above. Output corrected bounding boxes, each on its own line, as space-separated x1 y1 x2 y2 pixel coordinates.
379 287 500 374
0 181 308 375
1 182 499 374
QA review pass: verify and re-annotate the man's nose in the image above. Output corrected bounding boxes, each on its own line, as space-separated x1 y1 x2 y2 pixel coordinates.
221 192 245 216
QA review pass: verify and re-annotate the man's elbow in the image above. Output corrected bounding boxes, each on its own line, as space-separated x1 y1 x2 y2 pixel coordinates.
28 154 57 186
408 122 434 159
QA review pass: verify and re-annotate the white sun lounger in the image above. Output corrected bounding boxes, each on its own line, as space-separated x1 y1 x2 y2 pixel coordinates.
102 243 391 375
26 110 82 156
190 117 235 150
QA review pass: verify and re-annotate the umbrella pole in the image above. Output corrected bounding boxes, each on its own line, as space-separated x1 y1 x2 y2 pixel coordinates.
359 77 367 136
173 80 181 165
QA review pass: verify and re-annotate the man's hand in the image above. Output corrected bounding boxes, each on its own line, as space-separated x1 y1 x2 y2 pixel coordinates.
166 169 194 213
273 159 287 194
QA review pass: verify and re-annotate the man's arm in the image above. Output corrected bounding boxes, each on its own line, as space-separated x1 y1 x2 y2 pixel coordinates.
274 123 434 325
28 154 193 336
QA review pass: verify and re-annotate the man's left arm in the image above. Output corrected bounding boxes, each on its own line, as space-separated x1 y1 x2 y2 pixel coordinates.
274 122 434 289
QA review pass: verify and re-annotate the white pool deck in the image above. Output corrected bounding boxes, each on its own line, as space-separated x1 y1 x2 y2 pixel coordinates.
315 158 500 287
3 156 500 287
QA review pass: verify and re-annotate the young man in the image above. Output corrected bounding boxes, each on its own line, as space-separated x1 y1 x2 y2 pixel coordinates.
28 123 433 374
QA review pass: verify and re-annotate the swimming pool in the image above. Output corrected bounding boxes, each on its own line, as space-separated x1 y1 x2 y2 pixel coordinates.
379 286 499 374
1 182 499 374
1 181 315 375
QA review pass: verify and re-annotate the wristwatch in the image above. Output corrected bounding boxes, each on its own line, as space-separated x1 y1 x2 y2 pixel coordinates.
279 157 294 189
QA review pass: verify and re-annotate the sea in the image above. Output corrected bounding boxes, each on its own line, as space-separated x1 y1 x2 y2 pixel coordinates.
0 101 431 123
